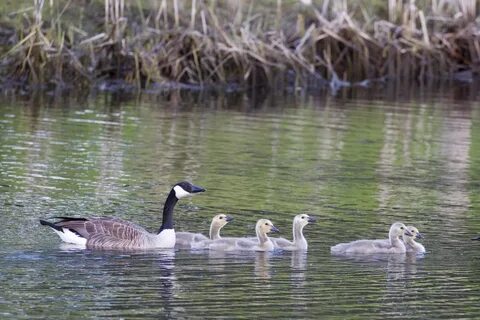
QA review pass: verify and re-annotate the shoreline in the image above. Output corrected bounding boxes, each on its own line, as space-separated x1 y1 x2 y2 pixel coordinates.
0 1 478 93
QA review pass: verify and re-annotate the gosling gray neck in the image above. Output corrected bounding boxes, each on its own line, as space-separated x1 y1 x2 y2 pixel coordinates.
389 232 405 249
403 236 414 248
209 223 221 240
293 223 307 249
404 236 421 251
256 229 270 246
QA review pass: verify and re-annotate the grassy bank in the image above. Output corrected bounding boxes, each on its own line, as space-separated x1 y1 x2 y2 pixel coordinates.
0 0 478 92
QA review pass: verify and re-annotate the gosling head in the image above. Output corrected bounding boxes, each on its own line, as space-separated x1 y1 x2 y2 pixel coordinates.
212 214 234 228
256 219 280 235
390 222 412 238
293 214 316 228
405 226 424 241
173 181 206 199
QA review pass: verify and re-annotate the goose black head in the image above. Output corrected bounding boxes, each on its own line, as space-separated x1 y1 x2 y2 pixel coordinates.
173 181 206 199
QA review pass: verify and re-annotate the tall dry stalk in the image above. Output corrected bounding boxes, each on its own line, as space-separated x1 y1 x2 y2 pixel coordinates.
1 0 479 91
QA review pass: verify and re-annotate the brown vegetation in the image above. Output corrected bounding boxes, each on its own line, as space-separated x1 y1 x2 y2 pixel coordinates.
0 0 479 92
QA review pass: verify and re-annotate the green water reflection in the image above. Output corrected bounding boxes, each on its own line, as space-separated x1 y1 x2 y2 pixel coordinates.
0 89 480 318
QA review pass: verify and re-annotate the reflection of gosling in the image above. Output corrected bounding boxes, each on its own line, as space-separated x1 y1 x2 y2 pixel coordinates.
330 222 413 254
271 214 316 251
208 219 280 252
403 226 426 254
176 214 233 248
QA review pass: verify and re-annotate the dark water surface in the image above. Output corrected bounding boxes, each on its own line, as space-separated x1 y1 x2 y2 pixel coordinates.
1 88 480 318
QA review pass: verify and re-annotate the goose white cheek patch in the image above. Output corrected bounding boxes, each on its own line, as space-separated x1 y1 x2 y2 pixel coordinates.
173 185 191 199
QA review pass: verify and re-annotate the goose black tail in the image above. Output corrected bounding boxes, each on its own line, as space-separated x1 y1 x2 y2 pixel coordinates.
39 219 64 232
51 216 88 222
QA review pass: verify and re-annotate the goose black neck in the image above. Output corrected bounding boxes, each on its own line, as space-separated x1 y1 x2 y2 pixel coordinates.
158 189 178 233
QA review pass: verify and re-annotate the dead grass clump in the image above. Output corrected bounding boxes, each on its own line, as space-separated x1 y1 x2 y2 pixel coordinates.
0 0 479 92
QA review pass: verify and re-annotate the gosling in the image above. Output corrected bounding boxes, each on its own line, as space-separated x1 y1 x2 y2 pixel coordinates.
330 222 413 255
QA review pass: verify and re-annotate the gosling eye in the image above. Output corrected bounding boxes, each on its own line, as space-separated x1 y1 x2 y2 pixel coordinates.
400 226 404 230
301 216 305 219
219 216 223 219
265 222 269 226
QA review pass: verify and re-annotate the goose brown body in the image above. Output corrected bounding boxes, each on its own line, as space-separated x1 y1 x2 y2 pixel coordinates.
40 181 205 250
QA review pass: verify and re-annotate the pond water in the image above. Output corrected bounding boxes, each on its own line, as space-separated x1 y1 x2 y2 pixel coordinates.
1 87 480 318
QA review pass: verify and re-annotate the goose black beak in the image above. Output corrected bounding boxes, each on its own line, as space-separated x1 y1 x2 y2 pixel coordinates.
308 216 316 223
191 185 206 193
270 225 280 233
225 215 234 222
415 232 424 240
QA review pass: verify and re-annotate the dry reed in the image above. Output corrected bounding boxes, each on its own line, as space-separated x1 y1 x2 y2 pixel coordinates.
0 0 478 92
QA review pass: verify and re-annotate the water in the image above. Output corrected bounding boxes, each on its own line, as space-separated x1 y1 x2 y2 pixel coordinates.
1 88 480 318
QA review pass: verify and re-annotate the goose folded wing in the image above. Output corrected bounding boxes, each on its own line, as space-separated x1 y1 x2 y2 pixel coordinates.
86 233 147 249
54 217 148 240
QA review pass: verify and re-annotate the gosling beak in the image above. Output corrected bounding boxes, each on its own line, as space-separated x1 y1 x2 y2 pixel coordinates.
270 225 280 233
403 229 413 237
472 236 480 241
191 184 206 193
308 216 316 223
225 215 234 222
415 232 424 240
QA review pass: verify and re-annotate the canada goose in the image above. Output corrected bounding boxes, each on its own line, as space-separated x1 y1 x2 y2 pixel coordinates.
175 214 233 248
207 219 280 252
270 214 316 251
403 226 425 253
330 222 413 255
40 181 205 249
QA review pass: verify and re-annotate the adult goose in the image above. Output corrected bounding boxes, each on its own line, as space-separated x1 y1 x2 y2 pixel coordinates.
176 214 233 249
330 222 413 255
270 214 316 251
403 226 425 253
40 181 205 249
207 219 280 252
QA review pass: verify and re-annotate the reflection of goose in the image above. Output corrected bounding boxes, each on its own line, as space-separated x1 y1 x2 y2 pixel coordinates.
330 222 412 254
40 181 205 249
176 214 233 249
403 226 425 253
207 219 279 252
271 214 315 251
